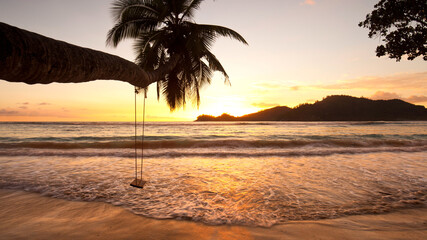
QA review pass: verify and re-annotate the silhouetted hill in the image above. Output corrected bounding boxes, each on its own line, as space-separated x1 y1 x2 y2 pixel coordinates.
196 95 427 121
197 113 237 121
239 106 292 121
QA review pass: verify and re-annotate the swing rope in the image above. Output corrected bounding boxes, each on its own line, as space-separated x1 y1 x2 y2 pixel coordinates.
141 88 146 181
131 87 147 189
134 87 138 180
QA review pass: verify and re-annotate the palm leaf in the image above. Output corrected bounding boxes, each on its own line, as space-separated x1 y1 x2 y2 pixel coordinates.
181 0 205 20
108 0 248 110
111 0 159 21
106 19 158 46
193 23 248 45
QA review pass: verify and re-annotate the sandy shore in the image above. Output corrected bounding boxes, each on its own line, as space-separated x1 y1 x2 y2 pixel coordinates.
0 189 426 240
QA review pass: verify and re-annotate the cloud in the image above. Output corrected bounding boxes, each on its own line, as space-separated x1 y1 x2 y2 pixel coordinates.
252 82 283 90
250 82 286 95
369 91 427 105
302 0 316 6
405 95 427 103
317 72 427 90
370 91 401 100
251 102 280 108
0 106 78 119
39 102 51 106
0 109 19 116
252 81 302 92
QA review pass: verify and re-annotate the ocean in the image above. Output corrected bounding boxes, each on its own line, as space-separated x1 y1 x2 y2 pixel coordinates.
0 121 425 227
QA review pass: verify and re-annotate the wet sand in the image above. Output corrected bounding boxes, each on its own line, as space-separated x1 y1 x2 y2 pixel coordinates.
0 189 426 240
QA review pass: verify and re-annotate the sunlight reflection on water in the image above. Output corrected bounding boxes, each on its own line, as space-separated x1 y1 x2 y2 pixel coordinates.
0 151 425 227
0 121 426 226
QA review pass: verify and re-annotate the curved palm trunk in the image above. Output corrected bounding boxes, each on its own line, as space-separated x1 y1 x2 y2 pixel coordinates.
0 22 176 88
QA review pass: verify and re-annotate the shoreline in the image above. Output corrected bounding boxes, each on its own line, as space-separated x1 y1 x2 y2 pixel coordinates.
1 189 426 239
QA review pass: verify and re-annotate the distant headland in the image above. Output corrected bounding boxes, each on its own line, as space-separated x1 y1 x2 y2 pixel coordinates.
196 95 427 121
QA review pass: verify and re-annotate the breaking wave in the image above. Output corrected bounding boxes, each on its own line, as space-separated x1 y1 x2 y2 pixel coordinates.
0 146 425 159
0 138 425 150
1 121 426 227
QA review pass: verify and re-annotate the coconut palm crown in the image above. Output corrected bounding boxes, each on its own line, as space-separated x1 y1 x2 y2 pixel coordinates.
106 0 248 110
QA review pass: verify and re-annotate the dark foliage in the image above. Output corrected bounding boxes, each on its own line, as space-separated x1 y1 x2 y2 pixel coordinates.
196 95 427 121
107 0 247 110
359 0 427 61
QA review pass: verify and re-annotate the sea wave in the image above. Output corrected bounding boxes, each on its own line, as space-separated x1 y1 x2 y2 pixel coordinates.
0 138 425 150
0 146 425 158
0 150 425 227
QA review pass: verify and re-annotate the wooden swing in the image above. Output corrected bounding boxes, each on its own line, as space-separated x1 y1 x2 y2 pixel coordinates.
130 87 147 188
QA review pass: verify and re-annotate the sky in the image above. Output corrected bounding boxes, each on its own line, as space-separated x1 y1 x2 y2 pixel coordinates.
0 0 426 121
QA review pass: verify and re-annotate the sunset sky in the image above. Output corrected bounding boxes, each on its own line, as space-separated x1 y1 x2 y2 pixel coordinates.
0 0 426 121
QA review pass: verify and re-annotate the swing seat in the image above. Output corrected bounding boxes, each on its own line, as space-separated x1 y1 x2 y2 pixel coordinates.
130 178 146 188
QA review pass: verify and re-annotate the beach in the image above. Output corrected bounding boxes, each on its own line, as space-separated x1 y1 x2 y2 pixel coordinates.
0 121 426 239
1 189 426 239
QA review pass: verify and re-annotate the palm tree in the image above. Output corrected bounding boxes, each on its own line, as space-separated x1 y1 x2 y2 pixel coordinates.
0 22 150 87
106 0 248 110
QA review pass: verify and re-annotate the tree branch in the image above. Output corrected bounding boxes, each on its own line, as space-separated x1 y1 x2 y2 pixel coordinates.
404 13 427 27
0 22 178 89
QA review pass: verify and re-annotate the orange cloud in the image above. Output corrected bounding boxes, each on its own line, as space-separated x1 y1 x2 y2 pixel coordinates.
252 82 283 90
370 91 401 100
370 91 427 105
251 102 280 108
0 109 19 116
317 72 427 90
0 106 77 119
405 95 427 103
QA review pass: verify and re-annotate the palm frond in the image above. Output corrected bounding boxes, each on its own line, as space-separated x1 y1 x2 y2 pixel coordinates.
107 0 161 46
111 0 158 22
203 51 227 76
108 0 248 110
156 80 162 100
133 30 165 65
181 0 205 20
195 24 248 45
163 71 184 110
106 20 155 47
167 0 187 18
